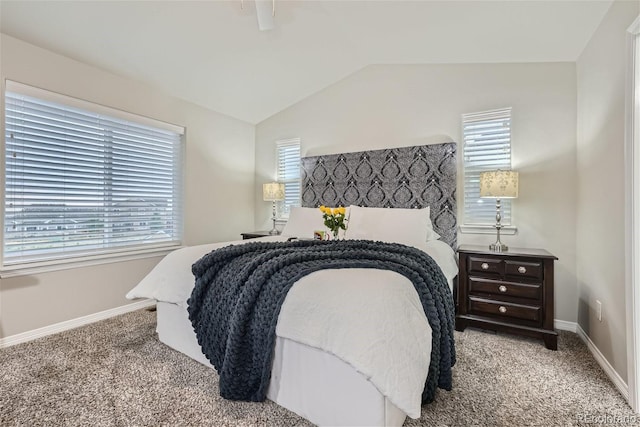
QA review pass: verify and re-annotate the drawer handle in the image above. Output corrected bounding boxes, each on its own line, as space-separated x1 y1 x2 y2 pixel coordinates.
481 262 489 270
499 285 507 293
518 266 527 274
499 306 507 313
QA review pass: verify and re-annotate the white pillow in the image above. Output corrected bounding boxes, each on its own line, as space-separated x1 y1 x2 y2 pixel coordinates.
345 206 440 248
281 207 325 238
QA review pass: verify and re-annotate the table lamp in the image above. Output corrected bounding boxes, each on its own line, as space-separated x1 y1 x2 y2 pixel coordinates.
479 170 519 252
263 182 285 235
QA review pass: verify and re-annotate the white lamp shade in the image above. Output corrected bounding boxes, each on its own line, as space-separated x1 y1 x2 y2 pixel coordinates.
263 182 285 201
479 170 519 198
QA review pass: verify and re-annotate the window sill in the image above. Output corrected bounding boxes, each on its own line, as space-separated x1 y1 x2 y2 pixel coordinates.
0 245 182 278
459 225 518 235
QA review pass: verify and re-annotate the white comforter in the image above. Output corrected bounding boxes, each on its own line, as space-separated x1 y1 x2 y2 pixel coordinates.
126 236 457 419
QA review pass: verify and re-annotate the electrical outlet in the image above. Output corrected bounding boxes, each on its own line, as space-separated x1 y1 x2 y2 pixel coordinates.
596 300 602 322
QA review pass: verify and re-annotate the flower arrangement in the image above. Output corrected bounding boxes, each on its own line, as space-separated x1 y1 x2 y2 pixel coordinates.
319 206 347 239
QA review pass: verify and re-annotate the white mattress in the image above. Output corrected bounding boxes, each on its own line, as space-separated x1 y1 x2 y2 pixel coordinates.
156 301 407 427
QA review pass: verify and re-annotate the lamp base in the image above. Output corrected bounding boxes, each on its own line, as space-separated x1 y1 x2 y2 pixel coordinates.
489 242 508 252
489 198 508 252
268 202 280 235
269 215 279 235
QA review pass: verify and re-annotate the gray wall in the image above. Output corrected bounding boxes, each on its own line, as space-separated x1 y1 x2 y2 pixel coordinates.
576 0 639 383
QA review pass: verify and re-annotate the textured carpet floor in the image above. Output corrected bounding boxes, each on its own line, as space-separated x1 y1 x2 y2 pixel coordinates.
0 308 637 427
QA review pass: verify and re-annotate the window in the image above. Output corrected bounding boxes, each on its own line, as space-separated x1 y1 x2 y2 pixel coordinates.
3 81 183 268
276 138 301 217
462 108 513 225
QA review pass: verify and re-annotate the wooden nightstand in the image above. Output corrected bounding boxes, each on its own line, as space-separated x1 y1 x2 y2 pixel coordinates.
240 231 274 240
456 244 558 350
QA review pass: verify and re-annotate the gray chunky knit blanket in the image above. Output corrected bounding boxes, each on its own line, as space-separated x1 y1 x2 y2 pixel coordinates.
187 239 455 405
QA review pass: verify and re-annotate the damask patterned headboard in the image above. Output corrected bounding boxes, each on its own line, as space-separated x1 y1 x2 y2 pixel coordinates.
301 142 457 249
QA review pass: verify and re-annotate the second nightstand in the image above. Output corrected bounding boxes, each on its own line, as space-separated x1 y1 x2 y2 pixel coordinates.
456 244 558 350
240 231 274 240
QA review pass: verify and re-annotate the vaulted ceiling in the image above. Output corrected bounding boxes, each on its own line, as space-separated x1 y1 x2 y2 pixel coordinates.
0 1 613 124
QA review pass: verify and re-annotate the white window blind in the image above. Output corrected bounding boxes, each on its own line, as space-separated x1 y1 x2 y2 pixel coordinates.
462 108 513 225
276 139 301 217
3 82 184 267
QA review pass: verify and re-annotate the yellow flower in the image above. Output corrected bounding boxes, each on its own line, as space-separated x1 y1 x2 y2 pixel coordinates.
317 205 347 236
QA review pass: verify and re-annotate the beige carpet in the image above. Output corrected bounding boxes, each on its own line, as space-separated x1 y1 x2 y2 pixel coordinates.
0 308 637 426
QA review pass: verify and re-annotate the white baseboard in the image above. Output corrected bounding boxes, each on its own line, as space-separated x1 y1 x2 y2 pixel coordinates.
576 324 629 401
555 319 578 332
0 299 156 348
553 320 628 401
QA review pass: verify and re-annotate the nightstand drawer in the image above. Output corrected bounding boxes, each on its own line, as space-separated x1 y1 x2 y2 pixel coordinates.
468 256 503 276
505 260 542 280
468 277 542 300
469 297 541 323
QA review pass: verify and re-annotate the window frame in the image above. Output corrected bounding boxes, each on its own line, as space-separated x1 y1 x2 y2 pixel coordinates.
460 107 517 234
1 81 184 275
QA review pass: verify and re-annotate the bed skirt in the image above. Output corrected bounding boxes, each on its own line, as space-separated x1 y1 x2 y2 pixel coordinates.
155 301 407 426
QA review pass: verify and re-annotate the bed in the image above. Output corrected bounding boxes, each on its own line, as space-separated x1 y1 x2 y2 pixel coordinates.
127 142 458 426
